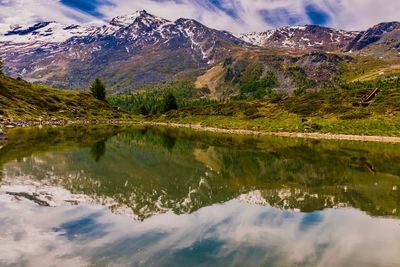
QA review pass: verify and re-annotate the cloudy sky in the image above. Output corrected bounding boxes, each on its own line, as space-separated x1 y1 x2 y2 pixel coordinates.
0 0 399 33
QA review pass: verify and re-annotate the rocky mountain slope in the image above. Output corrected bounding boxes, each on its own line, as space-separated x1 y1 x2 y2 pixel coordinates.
0 10 399 93
346 22 400 51
196 50 354 98
346 22 400 57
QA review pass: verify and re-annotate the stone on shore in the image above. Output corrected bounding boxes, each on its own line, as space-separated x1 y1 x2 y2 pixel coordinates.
0 127 8 140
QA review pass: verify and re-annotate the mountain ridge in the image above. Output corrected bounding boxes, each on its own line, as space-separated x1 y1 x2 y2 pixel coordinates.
0 10 247 92
0 10 399 93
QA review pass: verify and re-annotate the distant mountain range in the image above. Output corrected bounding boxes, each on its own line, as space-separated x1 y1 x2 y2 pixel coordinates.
239 22 400 53
0 10 399 92
239 25 358 51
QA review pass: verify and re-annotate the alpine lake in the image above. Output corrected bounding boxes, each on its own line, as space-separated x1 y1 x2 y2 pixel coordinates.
0 125 399 267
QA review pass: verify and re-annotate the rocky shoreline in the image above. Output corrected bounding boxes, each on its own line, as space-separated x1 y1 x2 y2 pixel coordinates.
2 119 400 144
143 122 400 143
1 119 135 128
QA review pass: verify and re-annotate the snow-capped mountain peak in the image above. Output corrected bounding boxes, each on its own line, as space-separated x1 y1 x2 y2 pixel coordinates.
110 10 169 28
239 25 359 51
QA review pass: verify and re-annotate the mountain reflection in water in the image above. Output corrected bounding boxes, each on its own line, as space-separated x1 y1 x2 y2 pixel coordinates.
0 125 399 267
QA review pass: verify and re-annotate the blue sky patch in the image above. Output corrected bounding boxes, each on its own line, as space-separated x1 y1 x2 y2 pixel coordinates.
61 0 106 18
299 212 323 231
208 0 238 19
305 4 330 25
53 212 110 241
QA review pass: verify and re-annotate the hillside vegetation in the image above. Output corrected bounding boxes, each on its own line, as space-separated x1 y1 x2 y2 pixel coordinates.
156 89 400 136
0 75 130 121
108 55 400 136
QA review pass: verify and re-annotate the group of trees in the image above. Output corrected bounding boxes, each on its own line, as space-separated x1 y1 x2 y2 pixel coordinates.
108 86 181 115
239 71 279 99
107 81 214 115
223 58 281 100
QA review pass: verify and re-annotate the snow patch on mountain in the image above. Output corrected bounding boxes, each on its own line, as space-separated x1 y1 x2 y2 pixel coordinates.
0 22 91 44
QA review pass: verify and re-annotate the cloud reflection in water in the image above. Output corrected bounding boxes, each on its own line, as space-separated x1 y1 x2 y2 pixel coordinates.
0 193 399 267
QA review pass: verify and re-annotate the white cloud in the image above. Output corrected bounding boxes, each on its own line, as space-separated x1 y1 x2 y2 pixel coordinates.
322 0 400 30
0 0 102 26
0 0 399 33
97 0 400 32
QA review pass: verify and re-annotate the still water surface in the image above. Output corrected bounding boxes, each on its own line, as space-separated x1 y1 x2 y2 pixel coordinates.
0 125 400 267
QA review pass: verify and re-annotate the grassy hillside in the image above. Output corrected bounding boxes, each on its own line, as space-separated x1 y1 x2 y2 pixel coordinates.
0 75 130 121
154 82 400 136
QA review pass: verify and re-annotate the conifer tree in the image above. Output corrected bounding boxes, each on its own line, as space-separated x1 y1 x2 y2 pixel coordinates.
89 78 106 101
162 92 178 112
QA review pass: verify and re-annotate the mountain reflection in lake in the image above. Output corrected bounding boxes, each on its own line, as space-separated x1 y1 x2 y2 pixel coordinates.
0 125 400 267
